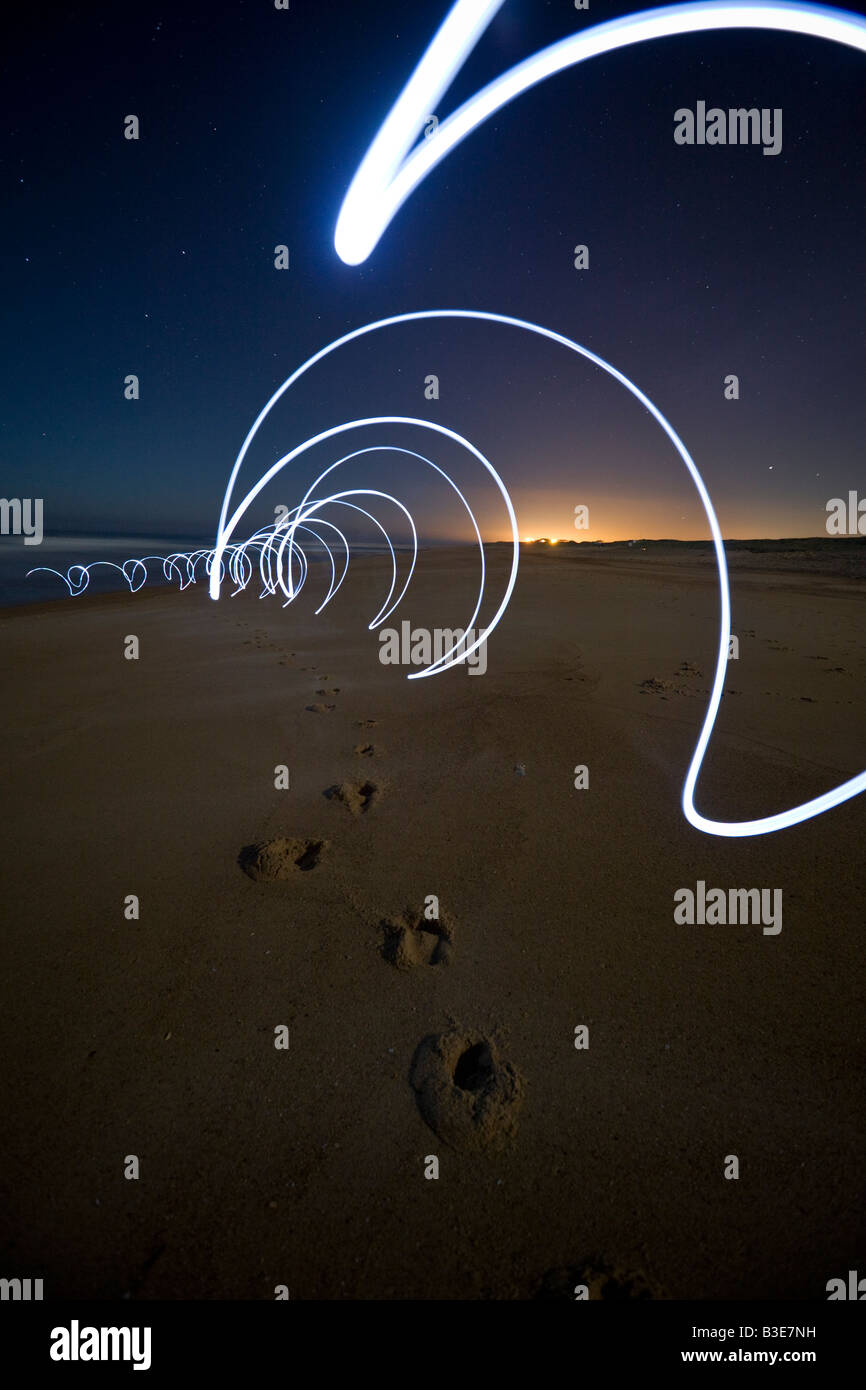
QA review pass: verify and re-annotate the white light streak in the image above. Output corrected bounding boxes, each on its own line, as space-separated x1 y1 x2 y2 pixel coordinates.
334 1 866 265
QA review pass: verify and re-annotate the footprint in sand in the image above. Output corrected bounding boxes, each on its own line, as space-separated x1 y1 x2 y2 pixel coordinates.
354 742 380 758
356 719 378 729
638 677 682 699
238 837 328 880
306 703 336 713
410 1028 524 1152
324 779 381 815
536 1259 660 1301
381 908 455 969
639 671 703 699
315 688 341 695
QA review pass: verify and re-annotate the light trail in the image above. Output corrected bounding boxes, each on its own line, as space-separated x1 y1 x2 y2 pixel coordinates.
28 444 496 670
334 0 866 265
210 306 864 835
212 412 516 677
323 1 866 834
32 3 865 835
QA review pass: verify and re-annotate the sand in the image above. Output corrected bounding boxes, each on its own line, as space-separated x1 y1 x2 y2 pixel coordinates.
0 544 863 1299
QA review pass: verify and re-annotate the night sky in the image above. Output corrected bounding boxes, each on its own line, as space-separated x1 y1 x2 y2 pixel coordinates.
3 0 866 549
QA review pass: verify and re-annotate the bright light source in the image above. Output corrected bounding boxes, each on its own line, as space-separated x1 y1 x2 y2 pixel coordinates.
329 4 866 835
335 2 866 265
210 306 866 836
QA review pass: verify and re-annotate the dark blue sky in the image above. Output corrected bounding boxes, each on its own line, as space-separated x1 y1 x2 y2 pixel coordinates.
3 0 866 542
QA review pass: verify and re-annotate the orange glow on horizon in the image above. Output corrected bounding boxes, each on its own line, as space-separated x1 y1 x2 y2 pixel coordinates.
488 488 826 544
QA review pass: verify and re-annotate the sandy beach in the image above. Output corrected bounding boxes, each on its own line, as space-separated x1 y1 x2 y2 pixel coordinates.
1 543 863 1299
